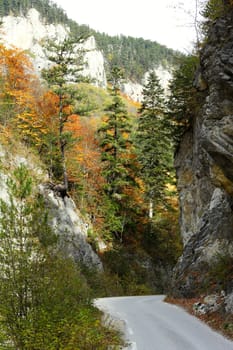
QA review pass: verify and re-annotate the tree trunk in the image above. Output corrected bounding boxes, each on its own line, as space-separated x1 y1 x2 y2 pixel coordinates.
59 93 68 192
149 199 153 219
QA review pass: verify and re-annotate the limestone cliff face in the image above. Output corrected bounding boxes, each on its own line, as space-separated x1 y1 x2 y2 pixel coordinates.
0 9 107 88
173 10 233 305
0 143 102 270
40 185 102 270
122 65 172 102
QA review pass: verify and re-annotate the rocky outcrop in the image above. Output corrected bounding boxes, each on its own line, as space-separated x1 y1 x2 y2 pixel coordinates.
173 10 233 310
0 8 107 87
122 65 173 102
40 185 102 270
0 143 102 271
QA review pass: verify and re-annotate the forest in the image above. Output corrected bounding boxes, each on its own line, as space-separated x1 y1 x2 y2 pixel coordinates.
0 32 183 349
0 0 232 348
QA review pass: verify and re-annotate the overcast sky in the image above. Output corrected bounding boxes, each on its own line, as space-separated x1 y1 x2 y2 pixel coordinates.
54 0 202 52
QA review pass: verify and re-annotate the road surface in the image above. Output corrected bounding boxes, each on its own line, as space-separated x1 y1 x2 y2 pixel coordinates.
95 295 233 350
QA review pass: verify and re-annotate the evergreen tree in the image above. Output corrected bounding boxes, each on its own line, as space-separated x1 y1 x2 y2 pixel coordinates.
97 67 137 240
98 66 133 198
167 55 199 146
0 165 56 348
136 71 173 217
42 35 87 192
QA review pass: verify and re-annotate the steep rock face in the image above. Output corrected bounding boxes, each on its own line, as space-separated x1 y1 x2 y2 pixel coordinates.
122 65 173 102
0 143 102 270
0 9 107 87
173 11 233 306
40 185 102 270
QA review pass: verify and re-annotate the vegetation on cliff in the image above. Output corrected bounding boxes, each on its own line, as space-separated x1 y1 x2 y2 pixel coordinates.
0 0 180 82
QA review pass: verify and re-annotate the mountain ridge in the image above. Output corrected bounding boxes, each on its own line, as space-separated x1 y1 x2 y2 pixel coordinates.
0 0 179 84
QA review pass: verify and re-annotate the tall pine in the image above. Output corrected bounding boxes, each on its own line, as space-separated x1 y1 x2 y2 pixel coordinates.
42 35 87 192
97 67 136 241
136 71 173 217
98 67 133 198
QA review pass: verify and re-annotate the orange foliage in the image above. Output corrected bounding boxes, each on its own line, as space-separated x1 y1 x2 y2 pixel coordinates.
65 116 104 183
36 91 60 134
0 44 45 143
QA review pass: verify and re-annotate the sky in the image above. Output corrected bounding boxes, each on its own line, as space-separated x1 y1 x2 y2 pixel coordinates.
54 0 202 53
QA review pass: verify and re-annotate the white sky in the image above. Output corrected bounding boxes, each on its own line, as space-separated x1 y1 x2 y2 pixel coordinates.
54 0 202 52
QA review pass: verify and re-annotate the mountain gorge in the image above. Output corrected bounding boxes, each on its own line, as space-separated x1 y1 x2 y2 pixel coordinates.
0 0 233 347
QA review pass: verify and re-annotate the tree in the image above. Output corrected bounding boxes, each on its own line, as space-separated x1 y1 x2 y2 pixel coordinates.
42 35 88 192
98 67 134 198
166 55 199 146
0 165 122 349
0 43 40 138
97 67 138 240
136 71 173 217
0 164 57 348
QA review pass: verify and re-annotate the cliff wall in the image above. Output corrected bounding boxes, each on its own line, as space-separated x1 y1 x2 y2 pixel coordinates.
173 10 233 310
0 8 107 88
0 143 102 270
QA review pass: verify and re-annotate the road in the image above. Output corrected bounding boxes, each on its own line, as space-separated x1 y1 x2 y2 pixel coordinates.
95 295 233 350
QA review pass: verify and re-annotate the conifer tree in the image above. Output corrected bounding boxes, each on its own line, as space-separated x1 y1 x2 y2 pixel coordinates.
167 55 198 146
136 71 173 217
42 35 87 192
0 165 56 348
97 67 138 241
98 66 133 197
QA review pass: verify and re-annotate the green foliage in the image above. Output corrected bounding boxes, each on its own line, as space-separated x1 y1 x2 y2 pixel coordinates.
0 164 123 349
42 35 88 190
202 0 226 20
73 83 112 117
101 246 155 296
0 0 69 24
206 252 233 292
142 208 182 267
95 33 181 81
98 68 134 198
136 71 174 208
167 55 199 146
0 164 54 348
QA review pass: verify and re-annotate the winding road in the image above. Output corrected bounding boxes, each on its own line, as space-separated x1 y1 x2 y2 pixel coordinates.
95 295 233 350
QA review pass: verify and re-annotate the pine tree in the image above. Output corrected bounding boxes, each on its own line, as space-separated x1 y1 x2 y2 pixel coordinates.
42 35 87 192
0 165 57 348
167 55 199 146
98 66 133 198
97 67 138 241
136 71 173 217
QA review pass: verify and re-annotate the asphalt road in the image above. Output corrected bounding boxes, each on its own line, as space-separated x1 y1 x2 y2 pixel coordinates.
95 295 233 350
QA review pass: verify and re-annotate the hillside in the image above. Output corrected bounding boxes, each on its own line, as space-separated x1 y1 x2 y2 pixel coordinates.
0 0 180 83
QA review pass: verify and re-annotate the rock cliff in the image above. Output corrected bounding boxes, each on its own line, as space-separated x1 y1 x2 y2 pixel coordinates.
173 10 233 310
0 143 102 270
122 65 172 102
0 8 172 100
0 8 107 88
40 185 102 270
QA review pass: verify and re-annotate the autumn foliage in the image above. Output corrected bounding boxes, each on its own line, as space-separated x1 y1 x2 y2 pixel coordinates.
0 42 181 291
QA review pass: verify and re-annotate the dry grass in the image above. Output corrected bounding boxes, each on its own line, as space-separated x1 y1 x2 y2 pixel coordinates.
165 296 233 341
